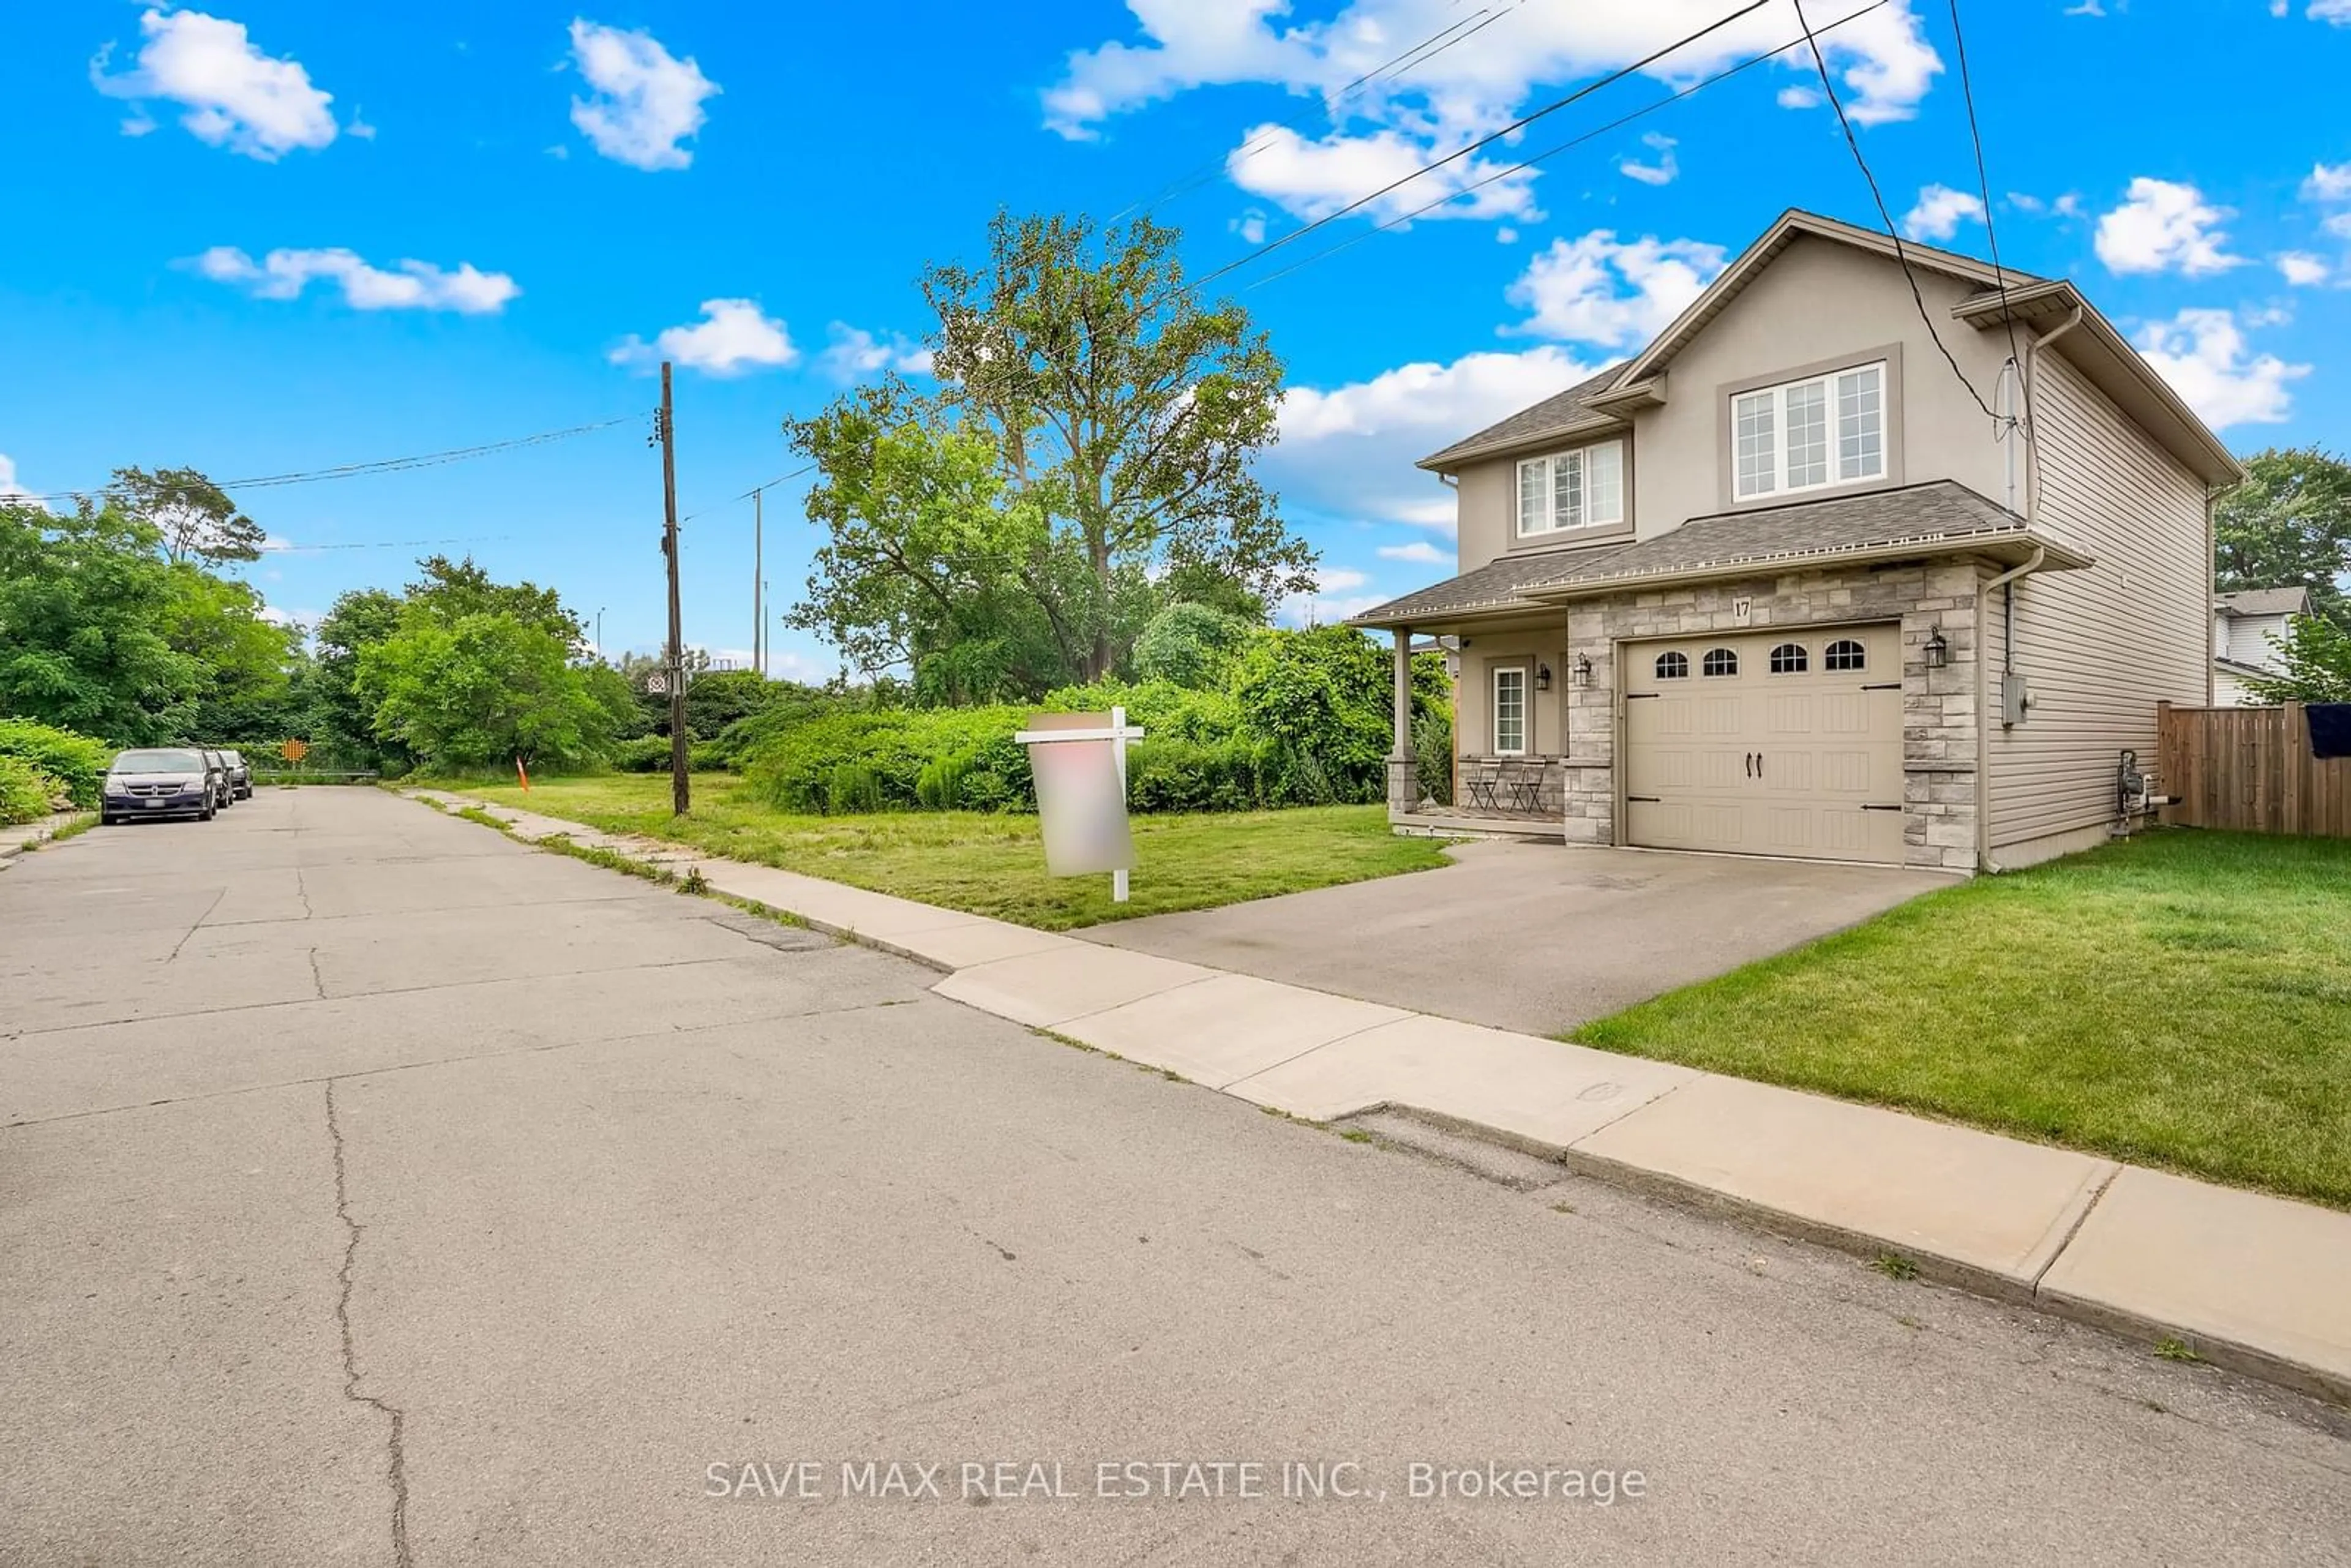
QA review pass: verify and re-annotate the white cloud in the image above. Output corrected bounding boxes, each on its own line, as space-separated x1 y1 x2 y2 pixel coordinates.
0 454 44 509
1276 591 1385 628
1227 122 1537 223
566 19 719 171
189 247 520 313
91 7 337 161
1617 132 1678 187
2304 1 2351 21
2303 162 2351 202
1319 568 1370 593
1229 209 1267 245
1776 84 1822 109
815 323 933 381
611 299 795 376
2135 308 2309 427
2063 0 2107 15
2278 251 2331 286
1901 182 1985 241
1270 344 1601 525
1045 1 1940 220
346 111 375 141
1378 539 1449 565
2094 178 2244 276
1504 230 1727 349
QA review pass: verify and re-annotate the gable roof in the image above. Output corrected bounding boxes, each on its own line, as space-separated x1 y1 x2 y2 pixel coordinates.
1415 363 1626 472
1346 480 2088 628
1414 208 2242 487
2216 586 2311 617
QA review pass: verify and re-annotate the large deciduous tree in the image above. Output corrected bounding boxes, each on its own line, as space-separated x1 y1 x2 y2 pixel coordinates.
107 467 268 565
0 501 203 743
2216 448 2351 630
790 212 1318 695
356 613 616 769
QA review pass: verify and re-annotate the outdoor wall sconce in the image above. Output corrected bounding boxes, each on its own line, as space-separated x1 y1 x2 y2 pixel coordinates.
1923 626 1950 670
1572 653 1593 687
1535 662 1553 692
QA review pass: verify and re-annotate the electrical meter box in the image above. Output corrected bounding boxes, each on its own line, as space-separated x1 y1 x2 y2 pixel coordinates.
2001 672 2031 727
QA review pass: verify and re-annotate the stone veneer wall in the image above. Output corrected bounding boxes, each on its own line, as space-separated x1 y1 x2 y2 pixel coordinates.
1559 560 1984 872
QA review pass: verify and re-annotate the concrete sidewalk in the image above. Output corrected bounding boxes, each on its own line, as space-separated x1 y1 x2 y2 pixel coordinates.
407 789 2351 1406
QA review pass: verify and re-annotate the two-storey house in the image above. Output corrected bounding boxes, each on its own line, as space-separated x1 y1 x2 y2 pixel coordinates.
2211 586 2308 705
1349 209 2243 873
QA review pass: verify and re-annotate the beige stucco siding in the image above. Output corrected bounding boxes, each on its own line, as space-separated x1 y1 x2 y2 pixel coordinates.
1985 350 2210 852
1447 235 2017 575
1453 630 1574 761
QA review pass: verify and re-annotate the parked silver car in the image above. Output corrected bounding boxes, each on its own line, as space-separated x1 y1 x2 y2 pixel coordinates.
219 749 253 800
100 748 218 823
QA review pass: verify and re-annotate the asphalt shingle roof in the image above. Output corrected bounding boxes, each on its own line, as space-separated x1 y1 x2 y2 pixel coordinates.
1415 364 1625 471
2215 587 2311 617
1348 481 2071 626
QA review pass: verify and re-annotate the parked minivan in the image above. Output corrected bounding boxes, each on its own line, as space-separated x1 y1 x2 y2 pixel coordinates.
100 748 218 823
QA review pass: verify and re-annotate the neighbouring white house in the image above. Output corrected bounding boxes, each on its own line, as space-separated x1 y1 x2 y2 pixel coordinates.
2211 587 2309 705
1348 208 2244 875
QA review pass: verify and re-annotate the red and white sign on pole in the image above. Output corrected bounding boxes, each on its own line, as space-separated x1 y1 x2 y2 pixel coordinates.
1016 706 1144 902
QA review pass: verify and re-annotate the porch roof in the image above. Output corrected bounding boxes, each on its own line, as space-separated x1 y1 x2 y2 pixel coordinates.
1346 481 2091 629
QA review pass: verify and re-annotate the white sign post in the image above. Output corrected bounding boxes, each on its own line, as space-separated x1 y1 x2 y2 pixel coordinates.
1016 705 1145 902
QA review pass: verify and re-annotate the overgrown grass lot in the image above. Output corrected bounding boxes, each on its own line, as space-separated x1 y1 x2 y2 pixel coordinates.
1575 830 2351 1209
459 773 1453 931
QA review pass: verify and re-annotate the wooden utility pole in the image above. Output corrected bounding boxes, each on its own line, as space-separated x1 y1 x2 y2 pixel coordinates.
752 486 763 681
658 361 689 816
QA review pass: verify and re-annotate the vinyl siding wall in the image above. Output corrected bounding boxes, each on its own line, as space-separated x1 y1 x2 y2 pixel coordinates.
1985 351 2210 856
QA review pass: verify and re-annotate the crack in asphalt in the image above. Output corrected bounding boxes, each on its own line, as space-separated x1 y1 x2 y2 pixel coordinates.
326 1079 415 1568
165 887 227 964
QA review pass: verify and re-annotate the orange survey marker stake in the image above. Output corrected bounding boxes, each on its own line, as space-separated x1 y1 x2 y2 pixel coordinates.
516 756 531 792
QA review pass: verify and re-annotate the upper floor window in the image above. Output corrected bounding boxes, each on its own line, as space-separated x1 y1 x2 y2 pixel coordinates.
1733 361 1886 501
1517 439 1626 538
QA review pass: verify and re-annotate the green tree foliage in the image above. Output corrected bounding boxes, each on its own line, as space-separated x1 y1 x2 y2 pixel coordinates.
2216 448 2351 629
355 613 617 770
0 719 113 808
1134 601 1253 689
405 555 585 649
0 501 203 743
309 588 410 768
163 565 301 739
107 466 266 565
790 212 1318 694
2244 614 2351 703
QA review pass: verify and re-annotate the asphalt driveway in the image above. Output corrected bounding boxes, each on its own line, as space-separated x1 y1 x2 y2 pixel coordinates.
6 792 2345 1566
1086 841 1955 1035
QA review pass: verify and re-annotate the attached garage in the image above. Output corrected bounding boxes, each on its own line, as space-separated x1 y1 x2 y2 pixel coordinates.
1622 623 1906 865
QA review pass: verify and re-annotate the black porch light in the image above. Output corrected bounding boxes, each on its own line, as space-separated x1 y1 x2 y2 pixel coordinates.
1922 626 1950 670
1571 652 1593 688
1536 662 1553 692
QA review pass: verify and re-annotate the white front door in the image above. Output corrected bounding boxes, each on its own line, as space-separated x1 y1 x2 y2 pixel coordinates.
1622 623 1907 864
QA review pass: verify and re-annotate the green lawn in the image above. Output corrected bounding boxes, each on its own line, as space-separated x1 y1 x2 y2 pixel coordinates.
455 772 1454 931
1574 830 2351 1209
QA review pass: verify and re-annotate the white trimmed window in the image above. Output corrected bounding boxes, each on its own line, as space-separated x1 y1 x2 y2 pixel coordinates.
1732 362 1887 500
1491 666 1528 756
1516 439 1626 537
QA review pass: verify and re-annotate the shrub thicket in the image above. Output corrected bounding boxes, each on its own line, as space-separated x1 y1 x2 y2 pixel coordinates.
0 719 113 808
737 625 1450 816
0 755 66 825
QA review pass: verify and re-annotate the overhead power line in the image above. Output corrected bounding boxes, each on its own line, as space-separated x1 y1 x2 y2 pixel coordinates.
9 416 640 506
1247 0 1895 292
1790 0 1999 420
1944 0 2022 369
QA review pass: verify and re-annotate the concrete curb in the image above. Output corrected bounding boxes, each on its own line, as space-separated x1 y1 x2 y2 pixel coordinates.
402 788 2351 1408
0 811 92 868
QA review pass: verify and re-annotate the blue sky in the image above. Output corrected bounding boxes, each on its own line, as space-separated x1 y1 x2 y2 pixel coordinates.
4 1 2348 677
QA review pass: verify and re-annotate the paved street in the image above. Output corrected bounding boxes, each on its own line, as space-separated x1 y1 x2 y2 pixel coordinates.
3 790 2348 1567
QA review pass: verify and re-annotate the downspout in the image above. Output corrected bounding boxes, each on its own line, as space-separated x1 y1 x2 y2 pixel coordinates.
1977 305 2081 873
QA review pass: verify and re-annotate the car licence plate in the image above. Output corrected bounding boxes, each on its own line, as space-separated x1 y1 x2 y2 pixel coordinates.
143 798 165 808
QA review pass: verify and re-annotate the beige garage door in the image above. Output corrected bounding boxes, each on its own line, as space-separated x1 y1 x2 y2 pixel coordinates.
1622 623 1906 865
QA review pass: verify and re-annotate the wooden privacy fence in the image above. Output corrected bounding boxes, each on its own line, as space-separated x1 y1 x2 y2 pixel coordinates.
2156 701 2351 838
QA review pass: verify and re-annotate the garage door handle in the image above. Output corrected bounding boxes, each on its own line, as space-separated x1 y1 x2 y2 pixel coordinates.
1744 752 1753 778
